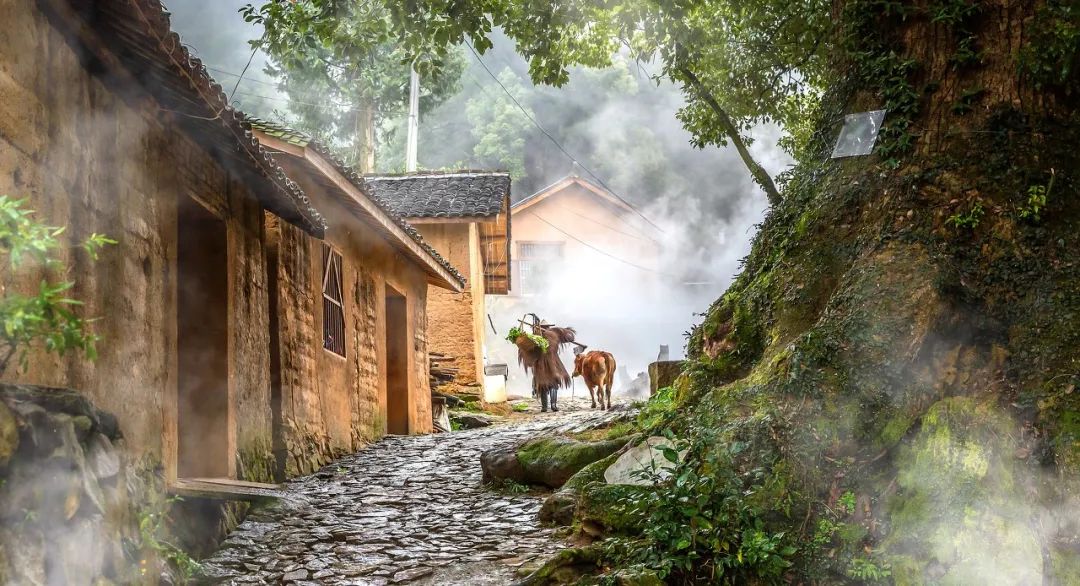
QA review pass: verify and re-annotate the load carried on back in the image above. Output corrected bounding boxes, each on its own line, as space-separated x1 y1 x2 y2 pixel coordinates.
506 313 583 412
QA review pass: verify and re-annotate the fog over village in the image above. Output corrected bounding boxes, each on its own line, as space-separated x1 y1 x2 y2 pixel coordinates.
0 1 1078 585
167 0 791 396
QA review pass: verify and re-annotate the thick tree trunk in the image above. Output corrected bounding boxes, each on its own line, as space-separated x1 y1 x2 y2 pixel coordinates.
582 1 1080 583
839 0 1061 157
353 103 376 173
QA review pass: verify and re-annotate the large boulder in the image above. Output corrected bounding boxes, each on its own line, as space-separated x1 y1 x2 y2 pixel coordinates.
603 436 684 486
647 360 685 396
482 435 629 489
0 384 130 585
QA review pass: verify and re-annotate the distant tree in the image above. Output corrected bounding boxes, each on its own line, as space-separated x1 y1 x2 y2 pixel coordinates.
242 1 466 171
465 67 533 179
250 1 827 201
0 196 113 375
381 0 829 204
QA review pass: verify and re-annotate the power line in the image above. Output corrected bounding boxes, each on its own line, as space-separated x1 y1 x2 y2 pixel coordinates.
229 47 259 103
232 90 350 111
530 212 677 278
463 40 664 233
206 66 282 90
566 209 663 245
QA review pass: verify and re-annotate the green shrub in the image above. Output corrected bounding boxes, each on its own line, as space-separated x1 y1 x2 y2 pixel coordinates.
637 386 676 430
0 196 114 375
487 477 531 495
602 428 799 583
137 496 201 583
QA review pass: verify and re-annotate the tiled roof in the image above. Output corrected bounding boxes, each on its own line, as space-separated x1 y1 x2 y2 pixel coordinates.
252 122 311 148
364 172 512 219
47 0 327 236
246 119 467 288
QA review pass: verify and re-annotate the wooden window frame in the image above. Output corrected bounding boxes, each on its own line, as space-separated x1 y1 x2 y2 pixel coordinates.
517 241 563 296
322 244 346 357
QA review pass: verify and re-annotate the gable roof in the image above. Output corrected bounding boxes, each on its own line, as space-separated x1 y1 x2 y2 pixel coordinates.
364 172 512 220
248 119 466 291
43 0 325 236
514 175 643 218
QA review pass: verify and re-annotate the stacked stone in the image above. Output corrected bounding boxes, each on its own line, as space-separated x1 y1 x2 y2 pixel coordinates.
0 384 130 585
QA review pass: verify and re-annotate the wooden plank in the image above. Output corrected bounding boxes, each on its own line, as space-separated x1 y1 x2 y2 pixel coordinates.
169 478 286 502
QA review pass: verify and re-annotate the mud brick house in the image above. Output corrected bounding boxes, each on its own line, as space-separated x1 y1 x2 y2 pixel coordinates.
364 172 512 399
0 0 464 480
249 120 466 476
0 0 341 498
508 174 660 296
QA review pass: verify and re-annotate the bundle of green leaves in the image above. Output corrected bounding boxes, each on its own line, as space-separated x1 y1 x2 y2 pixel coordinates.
505 326 549 353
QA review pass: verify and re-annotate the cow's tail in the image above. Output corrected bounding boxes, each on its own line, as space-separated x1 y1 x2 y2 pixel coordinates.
604 352 616 391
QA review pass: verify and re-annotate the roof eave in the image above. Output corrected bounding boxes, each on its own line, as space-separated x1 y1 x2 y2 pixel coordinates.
256 131 465 292
42 0 326 237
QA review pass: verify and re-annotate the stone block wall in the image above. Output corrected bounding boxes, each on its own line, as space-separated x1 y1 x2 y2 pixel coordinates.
648 360 686 396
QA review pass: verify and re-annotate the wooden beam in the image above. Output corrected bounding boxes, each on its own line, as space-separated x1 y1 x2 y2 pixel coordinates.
255 134 307 158
169 478 286 502
406 215 496 225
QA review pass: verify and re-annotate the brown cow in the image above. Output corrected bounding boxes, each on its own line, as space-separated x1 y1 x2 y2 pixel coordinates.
573 350 616 410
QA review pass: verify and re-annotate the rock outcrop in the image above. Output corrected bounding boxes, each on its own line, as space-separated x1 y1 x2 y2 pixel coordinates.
481 435 630 489
0 384 133 585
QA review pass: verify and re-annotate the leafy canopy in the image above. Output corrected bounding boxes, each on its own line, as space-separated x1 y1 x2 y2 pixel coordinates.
0 196 114 374
242 1 466 167
251 0 833 198
465 67 533 179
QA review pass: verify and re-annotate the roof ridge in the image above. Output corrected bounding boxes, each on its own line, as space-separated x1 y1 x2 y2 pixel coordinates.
366 170 511 179
363 173 512 220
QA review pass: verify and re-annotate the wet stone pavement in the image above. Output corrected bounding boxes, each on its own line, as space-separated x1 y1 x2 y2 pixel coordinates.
200 405 610 585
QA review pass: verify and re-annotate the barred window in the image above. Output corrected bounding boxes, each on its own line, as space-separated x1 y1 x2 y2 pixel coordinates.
517 241 563 295
322 244 346 357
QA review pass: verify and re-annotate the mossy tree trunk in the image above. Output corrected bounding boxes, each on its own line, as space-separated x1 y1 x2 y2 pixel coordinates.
655 1 1080 583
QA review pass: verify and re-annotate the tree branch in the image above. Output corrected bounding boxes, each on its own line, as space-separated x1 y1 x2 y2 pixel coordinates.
677 65 782 207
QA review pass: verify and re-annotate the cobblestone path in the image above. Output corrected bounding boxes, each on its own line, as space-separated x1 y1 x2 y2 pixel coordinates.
201 407 608 585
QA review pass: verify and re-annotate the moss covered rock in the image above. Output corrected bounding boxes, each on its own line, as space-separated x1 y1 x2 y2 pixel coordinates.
566 98 1080 582
482 435 629 489
882 397 1045 584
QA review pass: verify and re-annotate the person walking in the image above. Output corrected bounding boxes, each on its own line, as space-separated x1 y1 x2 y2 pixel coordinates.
510 315 579 413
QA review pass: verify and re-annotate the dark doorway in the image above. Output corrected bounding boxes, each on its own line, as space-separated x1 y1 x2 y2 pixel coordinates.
265 221 287 483
177 197 230 479
385 285 410 435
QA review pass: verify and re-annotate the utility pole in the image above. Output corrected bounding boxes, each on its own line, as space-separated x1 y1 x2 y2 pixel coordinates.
405 67 419 172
